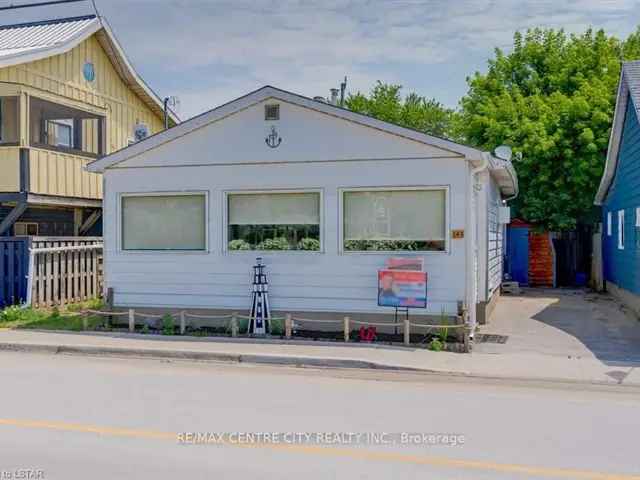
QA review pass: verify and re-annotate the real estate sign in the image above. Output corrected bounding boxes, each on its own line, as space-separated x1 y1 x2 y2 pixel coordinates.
377 269 427 308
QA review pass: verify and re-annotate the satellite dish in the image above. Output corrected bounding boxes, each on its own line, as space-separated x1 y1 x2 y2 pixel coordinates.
133 123 149 142
494 145 513 161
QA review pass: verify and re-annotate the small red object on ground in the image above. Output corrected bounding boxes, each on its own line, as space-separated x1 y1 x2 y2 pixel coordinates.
359 326 376 342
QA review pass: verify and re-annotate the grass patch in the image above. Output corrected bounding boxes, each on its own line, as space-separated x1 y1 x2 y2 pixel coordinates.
0 299 104 331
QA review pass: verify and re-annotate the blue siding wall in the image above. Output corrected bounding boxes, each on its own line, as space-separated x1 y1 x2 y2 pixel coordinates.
602 98 640 294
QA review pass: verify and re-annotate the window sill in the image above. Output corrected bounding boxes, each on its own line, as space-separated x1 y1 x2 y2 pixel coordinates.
118 250 209 255
341 250 448 255
226 250 324 255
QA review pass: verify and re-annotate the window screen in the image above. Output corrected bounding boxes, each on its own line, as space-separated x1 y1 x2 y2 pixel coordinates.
122 194 206 251
343 189 446 251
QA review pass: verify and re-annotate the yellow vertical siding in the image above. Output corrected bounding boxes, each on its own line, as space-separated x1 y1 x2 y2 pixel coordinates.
0 31 164 200
29 147 102 199
0 147 20 192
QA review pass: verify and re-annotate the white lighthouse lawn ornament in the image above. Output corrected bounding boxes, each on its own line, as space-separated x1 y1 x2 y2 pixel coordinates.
249 257 271 335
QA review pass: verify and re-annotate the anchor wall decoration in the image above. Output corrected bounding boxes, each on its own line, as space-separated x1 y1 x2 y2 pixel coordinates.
265 126 282 148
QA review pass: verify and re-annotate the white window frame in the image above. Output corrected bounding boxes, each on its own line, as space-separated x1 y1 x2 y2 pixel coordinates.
117 191 209 254
338 185 450 255
607 211 612 236
49 120 73 148
636 207 640 228
618 209 625 250
223 188 324 254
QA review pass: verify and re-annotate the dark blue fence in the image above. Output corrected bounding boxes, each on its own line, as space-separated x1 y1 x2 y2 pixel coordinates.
0 237 30 307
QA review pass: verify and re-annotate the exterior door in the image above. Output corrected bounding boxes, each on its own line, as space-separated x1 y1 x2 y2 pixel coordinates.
508 226 529 285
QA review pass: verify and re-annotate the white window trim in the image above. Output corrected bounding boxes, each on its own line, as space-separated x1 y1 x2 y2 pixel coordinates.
48 119 73 148
338 185 450 255
223 188 324 254
117 190 210 254
618 209 625 250
636 207 640 228
607 211 612 236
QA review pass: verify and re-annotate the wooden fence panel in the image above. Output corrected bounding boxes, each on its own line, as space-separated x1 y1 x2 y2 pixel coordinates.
26 237 103 308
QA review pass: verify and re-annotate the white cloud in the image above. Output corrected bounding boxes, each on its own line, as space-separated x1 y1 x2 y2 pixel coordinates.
88 0 640 117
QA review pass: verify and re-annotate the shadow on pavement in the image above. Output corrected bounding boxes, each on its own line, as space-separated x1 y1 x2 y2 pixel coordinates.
530 289 640 367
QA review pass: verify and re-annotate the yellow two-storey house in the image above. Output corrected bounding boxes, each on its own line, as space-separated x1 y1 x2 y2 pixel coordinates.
0 14 177 236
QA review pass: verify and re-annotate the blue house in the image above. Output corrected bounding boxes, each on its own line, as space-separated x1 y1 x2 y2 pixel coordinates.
595 61 640 314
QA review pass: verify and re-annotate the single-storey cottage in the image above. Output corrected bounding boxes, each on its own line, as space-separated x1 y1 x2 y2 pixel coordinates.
87 86 517 331
595 61 640 315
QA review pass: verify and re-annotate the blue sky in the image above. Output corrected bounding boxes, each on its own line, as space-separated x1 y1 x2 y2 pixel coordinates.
2 0 639 119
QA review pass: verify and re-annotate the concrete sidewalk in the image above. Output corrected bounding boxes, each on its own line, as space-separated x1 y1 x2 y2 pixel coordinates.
1 329 639 387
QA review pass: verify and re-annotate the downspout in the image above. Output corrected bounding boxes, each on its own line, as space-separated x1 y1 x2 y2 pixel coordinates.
466 153 490 337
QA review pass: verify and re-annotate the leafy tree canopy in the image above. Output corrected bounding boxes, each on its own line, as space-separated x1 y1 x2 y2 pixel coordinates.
459 27 640 231
345 82 459 139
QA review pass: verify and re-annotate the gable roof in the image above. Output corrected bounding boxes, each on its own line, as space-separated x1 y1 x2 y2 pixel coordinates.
594 61 640 205
0 15 178 124
87 85 517 196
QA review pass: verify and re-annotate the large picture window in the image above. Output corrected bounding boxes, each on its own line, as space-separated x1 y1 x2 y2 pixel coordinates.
121 194 207 251
227 192 321 251
342 188 446 252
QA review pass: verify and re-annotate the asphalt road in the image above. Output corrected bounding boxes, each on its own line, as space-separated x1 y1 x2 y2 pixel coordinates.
0 352 639 480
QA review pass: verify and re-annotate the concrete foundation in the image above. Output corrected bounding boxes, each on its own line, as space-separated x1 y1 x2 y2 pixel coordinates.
476 288 500 325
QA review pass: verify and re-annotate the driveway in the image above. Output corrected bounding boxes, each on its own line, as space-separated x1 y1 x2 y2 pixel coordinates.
476 288 640 366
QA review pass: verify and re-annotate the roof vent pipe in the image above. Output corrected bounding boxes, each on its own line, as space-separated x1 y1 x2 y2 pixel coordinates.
330 88 339 105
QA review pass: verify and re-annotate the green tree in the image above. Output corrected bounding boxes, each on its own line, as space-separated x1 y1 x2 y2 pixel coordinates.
345 82 459 140
459 27 640 231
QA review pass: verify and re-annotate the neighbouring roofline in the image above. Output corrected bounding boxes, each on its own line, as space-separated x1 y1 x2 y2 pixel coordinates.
0 14 96 30
0 15 178 125
595 61 640 205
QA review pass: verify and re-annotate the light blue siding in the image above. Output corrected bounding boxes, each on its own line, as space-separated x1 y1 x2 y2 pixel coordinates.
602 97 640 294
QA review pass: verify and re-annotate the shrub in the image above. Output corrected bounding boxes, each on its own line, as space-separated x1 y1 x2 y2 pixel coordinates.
0 305 26 323
228 239 251 251
257 237 290 250
161 314 174 335
297 237 320 251
269 318 284 335
428 337 444 352
237 317 249 333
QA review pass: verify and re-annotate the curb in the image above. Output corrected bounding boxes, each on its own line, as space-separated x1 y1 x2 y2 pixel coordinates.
2 341 639 389
0 342 421 372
